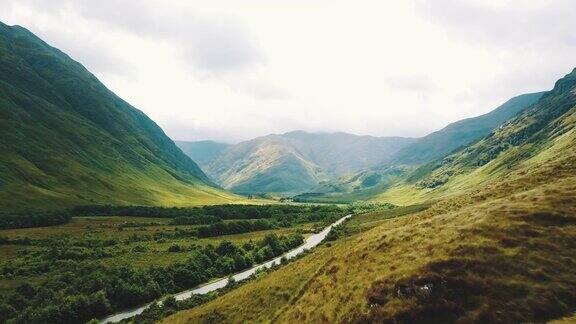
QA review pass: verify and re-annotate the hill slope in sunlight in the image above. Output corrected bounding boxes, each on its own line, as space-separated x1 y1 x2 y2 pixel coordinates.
0 22 241 211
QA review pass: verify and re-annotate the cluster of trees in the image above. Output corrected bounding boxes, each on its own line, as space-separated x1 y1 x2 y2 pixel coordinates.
0 233 303 323
170 214 221 225
195 220 274 237
73 204 344 225
0 211 72 229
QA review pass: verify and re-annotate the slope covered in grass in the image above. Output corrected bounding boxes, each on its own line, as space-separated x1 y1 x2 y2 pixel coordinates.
0 22 241 211
371 68 576 205
390 92 544 165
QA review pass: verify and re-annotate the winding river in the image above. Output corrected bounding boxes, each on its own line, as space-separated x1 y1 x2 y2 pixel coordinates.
101 214 352 323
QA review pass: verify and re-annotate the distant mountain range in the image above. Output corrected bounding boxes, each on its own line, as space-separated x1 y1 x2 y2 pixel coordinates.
0 22 239 211
179 132 415 194
300 70 575 204
180 92 542 195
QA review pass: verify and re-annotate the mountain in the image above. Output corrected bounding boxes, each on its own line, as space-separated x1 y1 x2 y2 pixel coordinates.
175 140 231 167
166 69 576 323
0 22 240 211
204 131 415 194
391 92 544 165
186 92 541 197
293 92 545 202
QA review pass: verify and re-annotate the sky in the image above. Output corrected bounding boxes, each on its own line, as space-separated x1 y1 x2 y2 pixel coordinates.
1 0 575 143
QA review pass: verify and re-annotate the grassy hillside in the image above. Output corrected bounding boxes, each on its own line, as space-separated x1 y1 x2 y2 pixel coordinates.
0 22 241 211
164 69 576 323
205 131 414 194
175 140 231 167
372 68 576 205
391 92 544 165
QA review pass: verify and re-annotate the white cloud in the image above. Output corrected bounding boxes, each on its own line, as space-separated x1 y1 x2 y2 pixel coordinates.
0 0 574 142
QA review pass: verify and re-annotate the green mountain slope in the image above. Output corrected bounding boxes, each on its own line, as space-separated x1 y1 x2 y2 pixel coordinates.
391 92 544 165
175 140 231 167
166 69 576 324
205 131 414 194
373 68 576 205
0 22 240 211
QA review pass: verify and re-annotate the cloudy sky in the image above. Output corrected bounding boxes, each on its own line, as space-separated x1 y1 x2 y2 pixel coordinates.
1 0 575 143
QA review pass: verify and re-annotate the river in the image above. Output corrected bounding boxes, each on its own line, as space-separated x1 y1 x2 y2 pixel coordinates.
101 214 352 323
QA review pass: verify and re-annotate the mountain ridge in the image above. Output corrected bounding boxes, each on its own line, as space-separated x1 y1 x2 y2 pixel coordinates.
390 91 545 165
200 131 415 194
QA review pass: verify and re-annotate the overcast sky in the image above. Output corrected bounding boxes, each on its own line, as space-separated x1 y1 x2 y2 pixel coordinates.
1 0 575 143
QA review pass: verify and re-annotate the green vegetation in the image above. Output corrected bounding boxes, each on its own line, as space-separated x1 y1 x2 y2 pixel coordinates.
0 22 242 212
131 248 315 324
0 211 72 229
73 204 346 236
0 204 349 323
0 231 302 323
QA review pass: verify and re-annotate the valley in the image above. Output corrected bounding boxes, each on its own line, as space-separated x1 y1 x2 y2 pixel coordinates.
0 8 574 324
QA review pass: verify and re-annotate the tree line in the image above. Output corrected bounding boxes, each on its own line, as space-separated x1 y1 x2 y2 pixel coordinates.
0 211 72 229
1 204 347 230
